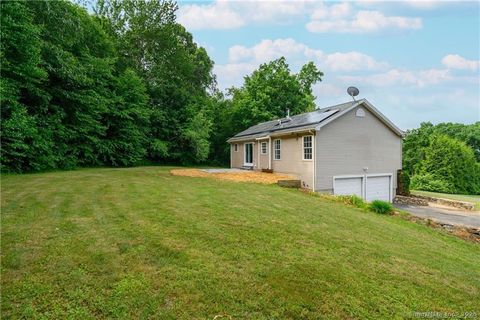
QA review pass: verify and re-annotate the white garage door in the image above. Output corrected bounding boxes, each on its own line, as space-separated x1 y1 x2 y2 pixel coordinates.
334 177 363 198
366 175 391 202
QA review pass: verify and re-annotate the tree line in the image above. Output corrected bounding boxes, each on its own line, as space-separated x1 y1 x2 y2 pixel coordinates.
1 0 322 172
403 122 480 195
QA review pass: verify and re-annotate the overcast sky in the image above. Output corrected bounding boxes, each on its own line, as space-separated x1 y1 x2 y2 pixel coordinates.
176 0 479 129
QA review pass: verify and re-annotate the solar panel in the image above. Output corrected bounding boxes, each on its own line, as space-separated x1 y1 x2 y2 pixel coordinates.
232 101 354 139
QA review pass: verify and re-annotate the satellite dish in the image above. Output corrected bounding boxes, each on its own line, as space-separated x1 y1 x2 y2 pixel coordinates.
347 86 359 101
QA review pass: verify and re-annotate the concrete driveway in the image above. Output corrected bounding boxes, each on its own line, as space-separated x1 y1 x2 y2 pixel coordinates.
394 204 480 229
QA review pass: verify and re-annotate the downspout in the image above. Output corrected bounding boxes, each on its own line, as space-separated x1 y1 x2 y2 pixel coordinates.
310 129 316 192
268 136 272 170
257 142 260 170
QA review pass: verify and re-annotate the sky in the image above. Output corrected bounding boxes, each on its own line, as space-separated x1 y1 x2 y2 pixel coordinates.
176 0 480 129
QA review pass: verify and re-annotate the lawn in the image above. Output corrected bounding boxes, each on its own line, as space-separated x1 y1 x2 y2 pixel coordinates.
412 190 480 210
1 167 479 319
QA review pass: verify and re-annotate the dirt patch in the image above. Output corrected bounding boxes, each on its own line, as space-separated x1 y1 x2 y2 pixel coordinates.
170 169 296 184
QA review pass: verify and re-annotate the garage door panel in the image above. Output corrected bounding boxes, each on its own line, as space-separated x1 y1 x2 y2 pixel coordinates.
366 176 391 202
334 177 363 197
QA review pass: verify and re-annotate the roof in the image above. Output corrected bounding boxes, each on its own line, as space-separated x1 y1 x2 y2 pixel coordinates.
227 99 403 142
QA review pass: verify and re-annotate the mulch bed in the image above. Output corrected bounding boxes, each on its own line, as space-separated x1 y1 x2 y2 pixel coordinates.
170 169 296 184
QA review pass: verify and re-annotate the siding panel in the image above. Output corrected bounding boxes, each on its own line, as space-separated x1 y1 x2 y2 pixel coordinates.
271 134 314 189
315 106 402 193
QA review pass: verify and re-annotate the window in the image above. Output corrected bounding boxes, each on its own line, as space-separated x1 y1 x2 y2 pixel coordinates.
303 136 313 160
261 142 267 154
356 108 365 117
234 144 238 152
274 139 281 160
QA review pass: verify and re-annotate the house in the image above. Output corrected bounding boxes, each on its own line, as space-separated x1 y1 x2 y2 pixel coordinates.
227 99 403 202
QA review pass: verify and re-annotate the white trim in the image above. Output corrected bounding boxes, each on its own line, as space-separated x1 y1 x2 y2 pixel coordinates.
302 135 313 161
257 142 260 168
312 133 316 191
244 143 254 166
268 136 272 169
273 139 281 160
261 141 267 154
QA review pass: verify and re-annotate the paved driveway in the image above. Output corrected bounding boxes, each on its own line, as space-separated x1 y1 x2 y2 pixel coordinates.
394 204 480 229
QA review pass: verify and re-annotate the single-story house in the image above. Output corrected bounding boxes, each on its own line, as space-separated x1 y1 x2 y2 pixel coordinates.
227 99 403 202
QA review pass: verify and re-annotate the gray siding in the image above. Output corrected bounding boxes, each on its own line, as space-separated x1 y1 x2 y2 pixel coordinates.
315 106 402 193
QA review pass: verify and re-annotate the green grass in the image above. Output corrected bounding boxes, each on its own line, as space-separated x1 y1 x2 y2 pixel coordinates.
412 190 480 210
2 167 479 319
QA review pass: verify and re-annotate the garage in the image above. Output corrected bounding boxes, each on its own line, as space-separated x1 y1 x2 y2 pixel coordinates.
333 176 363 198
366 175 392 202
334 174 393 202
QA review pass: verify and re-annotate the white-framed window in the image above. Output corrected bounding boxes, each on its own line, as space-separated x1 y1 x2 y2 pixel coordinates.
234 143 238 152
274 139 281 160
261 142 267 154
303 135 313 160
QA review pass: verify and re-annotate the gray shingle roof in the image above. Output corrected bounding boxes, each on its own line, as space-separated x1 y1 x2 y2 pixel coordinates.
229 100 357 142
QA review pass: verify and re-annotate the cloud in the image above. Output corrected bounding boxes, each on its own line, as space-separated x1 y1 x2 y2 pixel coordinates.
402 1 443 10
214 38 388 92
178 1 423 33
323 51 388 71
227 38 387 72
307 5 422 33
229 39 317 63
177 2 244 30
339 68 453 88
213 63 257 89
442 54 479 71
177 1 312 31
311 2 353 20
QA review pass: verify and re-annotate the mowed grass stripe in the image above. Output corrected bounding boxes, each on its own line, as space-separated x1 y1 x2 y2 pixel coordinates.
1 167 479 319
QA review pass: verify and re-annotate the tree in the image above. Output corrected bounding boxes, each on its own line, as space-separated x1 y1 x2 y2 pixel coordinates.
0 1 48 172
418 135 479 194
95 0 215 163
100 69 150 166
403 122 480 179
228 57 323 137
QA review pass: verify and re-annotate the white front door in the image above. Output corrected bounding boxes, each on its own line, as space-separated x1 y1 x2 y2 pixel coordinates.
244 143 253 166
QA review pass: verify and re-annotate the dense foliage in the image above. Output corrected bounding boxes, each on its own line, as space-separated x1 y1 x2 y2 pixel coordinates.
404 122 480 195
1 0 323 172
368 200 393 215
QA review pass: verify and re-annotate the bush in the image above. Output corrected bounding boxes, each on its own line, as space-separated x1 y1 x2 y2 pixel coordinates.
419 135 480 194
397 170 410 196
410 174 454 194
338 195 366 209
369 200 393 214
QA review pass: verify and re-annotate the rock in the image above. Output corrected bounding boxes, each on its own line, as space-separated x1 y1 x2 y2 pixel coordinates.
393 195 428 206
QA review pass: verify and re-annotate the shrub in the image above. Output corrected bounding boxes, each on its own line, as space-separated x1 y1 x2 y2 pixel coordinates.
369 200 393 214
338 195 366 209
420 135 480 194
410 174 454 194
397 170 410 196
